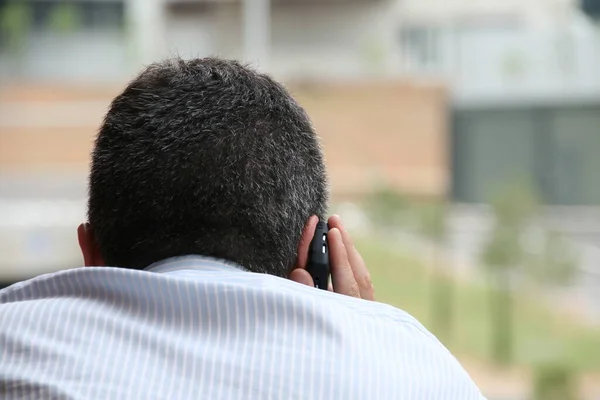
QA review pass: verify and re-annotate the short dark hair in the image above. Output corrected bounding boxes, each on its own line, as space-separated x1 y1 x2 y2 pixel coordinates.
88 58 328 276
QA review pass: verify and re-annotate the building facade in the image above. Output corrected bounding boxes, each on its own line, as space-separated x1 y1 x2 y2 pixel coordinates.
0 0 400 83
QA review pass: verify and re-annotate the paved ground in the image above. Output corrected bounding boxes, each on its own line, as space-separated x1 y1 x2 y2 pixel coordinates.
446 205 600 325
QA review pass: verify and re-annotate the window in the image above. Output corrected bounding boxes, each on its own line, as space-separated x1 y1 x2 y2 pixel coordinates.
399 25 440 70
0 0 125 32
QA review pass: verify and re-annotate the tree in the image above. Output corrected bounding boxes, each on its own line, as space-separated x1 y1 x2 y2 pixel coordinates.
364 186 408 233
528 230 578 289
360 36 386 75
413 200 452 338
532 362 579 400
48 2 83 35
481 179 579 366
0 2 32 56
481 180 538 365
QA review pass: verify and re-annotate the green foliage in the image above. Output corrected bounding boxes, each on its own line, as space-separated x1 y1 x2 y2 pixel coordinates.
429 274 454 340
489 179 539 229
364 186 408 230
0 1 32 53
413 201 447 242
482 225 524 272
480 180 582 366
482 180 539 271
412 200 453 338
481 180 539 365
360 37 386 72
531 363 579 400
502 50 526 79
48 2 83 34
489 281 513 365
528 230 578 287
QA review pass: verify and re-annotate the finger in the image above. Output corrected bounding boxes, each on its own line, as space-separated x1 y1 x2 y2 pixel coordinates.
328 228 361 298
294 215 319 270
328 215 374 300
289 268 314 287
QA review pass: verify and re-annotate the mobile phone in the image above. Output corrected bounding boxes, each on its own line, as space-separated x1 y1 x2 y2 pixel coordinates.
306 220 330 290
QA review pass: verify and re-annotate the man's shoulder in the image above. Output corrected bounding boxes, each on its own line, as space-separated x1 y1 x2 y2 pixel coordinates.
257 272 436 335
0 266 160 306
0 265 412 325
0 264 426 341
0 265 433 349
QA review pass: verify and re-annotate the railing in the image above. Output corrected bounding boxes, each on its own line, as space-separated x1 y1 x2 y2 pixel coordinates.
398 19 600 101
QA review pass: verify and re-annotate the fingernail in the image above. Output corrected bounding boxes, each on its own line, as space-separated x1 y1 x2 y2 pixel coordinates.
334 215 345 228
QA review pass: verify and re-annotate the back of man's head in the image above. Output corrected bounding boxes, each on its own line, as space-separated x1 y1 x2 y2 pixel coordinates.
88 58 328 276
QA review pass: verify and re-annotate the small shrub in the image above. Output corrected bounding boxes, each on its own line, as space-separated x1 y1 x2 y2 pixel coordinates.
363 187 408 230
532 362 579 400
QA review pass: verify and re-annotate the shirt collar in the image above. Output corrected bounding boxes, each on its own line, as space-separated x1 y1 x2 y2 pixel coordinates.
144 255 247 274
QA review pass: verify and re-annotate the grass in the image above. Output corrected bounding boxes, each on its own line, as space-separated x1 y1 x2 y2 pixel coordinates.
355 236 600 373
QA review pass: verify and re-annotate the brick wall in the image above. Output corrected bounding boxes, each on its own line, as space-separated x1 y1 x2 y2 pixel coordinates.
291 80 449 198
0 81 449 197
0 85 119 171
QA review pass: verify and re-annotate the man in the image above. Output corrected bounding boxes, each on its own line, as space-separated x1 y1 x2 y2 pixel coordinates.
0 58 484 399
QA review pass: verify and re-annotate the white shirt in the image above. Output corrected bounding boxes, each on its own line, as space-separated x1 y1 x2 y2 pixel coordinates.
0 256 485 399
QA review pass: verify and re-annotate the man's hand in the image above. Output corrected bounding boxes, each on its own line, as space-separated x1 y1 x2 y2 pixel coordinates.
290 215 375 301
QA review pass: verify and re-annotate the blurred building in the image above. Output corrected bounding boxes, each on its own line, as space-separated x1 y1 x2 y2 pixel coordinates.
0 0 402 82
3 0 597 91
391 0 600 205
0 0 599 282
0 0 128 82
398 0 600 97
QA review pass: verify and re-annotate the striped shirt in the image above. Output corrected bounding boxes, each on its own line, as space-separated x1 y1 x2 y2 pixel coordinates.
0 256 485 399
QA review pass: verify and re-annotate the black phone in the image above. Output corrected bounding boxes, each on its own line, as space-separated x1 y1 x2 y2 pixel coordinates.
306 220 330 290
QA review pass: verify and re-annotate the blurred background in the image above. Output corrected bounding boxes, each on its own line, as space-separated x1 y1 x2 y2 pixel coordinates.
0 0 599 398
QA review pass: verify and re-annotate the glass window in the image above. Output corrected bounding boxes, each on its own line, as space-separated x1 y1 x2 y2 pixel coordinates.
399 25 440 70
453 110 537 203
550 108 600 205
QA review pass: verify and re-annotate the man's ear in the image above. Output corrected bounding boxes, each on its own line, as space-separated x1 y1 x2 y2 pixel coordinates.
289 215 319 283
293 215 319 271
77 223 105 267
